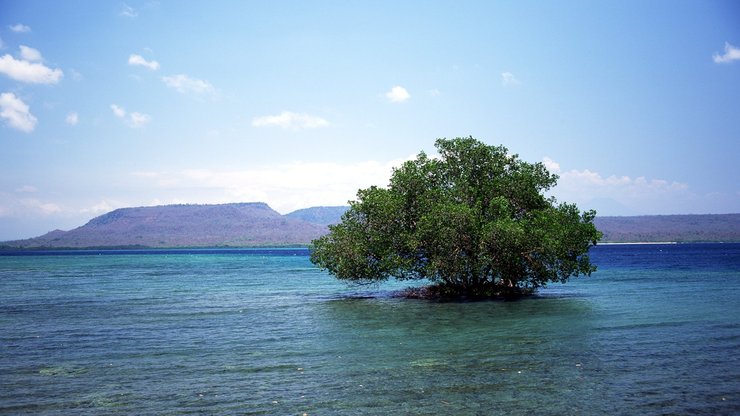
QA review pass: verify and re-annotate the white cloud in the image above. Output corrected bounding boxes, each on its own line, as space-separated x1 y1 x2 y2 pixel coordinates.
80 199 124 215
19 45 42 62
162 74 215 95
110 104 126 118
385 85 410 103
544 157 693 215
129 156 415 214
65 112 79 126
542 157 560 173
251 111 329 130
0 192 122 239
560 169 637 188
120 4 138 18
110 104 151 128
9 24 31 33
0 48 63 84
501 72 520 86
713 42 740 64
128 54 159 70
128 112 151 128
19 198 61 215
0 92 37 133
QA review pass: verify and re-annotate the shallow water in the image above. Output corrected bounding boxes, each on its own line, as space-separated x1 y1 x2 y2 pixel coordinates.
0 244 738 415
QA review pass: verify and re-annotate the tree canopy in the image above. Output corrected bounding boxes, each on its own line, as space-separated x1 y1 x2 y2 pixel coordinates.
310 137 602 298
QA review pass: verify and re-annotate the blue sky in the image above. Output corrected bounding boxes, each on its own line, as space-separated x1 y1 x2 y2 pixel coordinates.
1 0 739 240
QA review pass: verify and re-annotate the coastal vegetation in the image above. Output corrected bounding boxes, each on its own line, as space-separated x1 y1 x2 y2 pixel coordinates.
310 137 602 299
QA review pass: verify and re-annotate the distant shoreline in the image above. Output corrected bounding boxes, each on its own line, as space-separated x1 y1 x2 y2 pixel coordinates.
4 241 740 255
598 241 678 245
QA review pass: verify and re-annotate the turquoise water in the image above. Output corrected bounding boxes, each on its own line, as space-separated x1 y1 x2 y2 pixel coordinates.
0 245 738 415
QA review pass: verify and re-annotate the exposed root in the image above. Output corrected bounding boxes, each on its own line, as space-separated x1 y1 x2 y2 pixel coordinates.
397 283 534 301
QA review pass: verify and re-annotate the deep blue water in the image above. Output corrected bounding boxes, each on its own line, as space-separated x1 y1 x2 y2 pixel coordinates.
0 244 738 415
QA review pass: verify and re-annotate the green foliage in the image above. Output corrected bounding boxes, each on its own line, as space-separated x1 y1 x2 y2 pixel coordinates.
310 137 602 298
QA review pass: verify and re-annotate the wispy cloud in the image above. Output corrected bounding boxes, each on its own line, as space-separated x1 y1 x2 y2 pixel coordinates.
80 199 125 216
162 74 215 95
0 92 37 133
9 24 31 33
15 185 37 193
129 112 151 128
251 111 329 130
65 112 79 126
68 68 83 81
110 104 151 128
385 85 410 103
501 72 520 87
129 156 413 214
128 54 159 70
0 47 63 84
110 104 126 118
19 198 61 215
713 42 740 64
120 4 138 18
543 157 692 215
19 45 42 62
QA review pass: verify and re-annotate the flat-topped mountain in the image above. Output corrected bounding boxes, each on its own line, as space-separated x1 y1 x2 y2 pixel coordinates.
1 203 738 249
284 206 348 226
2 203 333 249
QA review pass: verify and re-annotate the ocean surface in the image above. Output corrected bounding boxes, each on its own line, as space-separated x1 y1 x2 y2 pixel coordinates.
0 244 738 415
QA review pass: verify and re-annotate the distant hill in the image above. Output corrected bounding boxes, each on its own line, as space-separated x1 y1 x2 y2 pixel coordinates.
1 203 329 249
594 214 740 243
284 206 348 226
1 203 738 249
287 209 740 243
